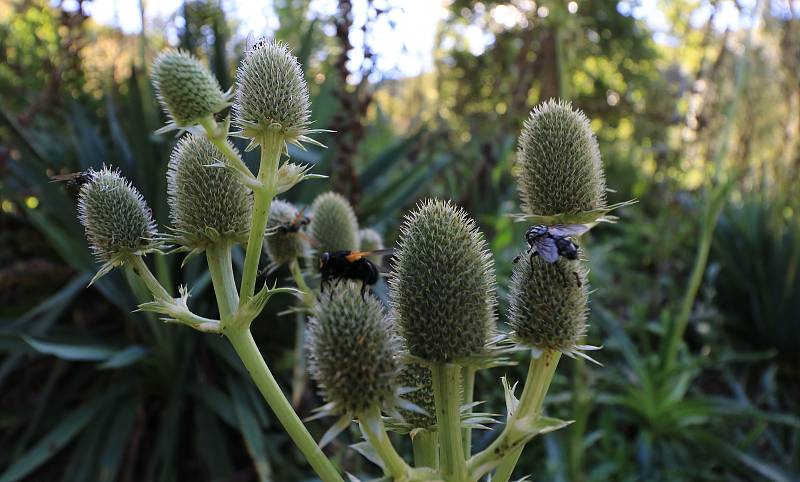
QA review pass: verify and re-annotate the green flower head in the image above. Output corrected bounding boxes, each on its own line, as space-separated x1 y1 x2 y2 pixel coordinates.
390 199 497 363
263 199 308 266
310 191 360 255
166 134 252 251
516 99 606 216
151 49 230 132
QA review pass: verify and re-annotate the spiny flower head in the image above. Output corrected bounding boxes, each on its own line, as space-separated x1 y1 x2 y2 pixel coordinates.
306 282 399 416
508 255 588 353
517 99 606 216
233 39 313 146
390 199 497 363
166 134 252 251
78 167 158 277
263 199 307 265
359 228 384 263
151 49 230 130
310 191 359 255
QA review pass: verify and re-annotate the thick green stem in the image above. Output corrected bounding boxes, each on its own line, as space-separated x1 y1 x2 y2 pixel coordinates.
461 366 476 458
431 363 467 482
239 131 282 307
129 256 171 302
360 408 412 479
471 350 561 481
226 328 343 482
412 430 439 470
206 242 238 321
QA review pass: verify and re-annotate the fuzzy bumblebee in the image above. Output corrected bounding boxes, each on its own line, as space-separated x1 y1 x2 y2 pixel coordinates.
151 49 230 131
390 199 496 363
310 191 360 255
77 167 158 279
306 282 399 416
166 134 252 251
233 39 312 145
508 255 588 352
516 99 607 216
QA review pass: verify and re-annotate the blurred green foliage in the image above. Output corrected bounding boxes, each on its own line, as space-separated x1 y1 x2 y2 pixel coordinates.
1 0 799 481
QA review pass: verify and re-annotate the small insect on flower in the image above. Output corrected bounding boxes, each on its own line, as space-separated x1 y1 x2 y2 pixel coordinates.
50 171 92 199
319 249 394 299
276 206 310 234
514 224 589 285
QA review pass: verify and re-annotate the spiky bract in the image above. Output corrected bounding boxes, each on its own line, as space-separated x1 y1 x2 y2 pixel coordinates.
167 134 252 250
306 282 399 415
390 199 496 363
310 191 359 254
517 99 606 216
151 49 229 128
397 362 436 430
264 200 307 264
78 167 158 265
508 255 588 351
233 39 311 144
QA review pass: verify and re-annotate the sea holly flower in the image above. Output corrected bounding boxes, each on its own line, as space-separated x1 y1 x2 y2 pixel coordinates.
309 191 360 254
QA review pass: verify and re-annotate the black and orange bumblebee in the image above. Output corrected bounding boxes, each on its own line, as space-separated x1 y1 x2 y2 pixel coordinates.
319 248 393 299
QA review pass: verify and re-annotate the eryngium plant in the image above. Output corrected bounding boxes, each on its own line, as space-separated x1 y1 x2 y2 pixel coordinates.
516 99 606 216
233 39 313 147
77 167 158 281
151 49 230 132
390 199 496 363
307 282 398 419
167 134 252 251
310 191 360 254
396 362 436 431
508 256 588 353
264 199 307 266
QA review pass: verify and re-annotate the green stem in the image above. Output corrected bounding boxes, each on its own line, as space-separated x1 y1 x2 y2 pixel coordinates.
290 312 307 408
206 242 239 321
471 350 561 482
461 366 476 458
431 363 467 482
412 430 439 470
239 131 282 307
129 256 171 302
199 115 257 186
360 408 412 479
226 328 343 482
289 257 315 308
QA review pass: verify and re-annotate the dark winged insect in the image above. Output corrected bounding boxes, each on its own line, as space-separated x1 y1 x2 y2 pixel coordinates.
319 248 394 299
50 170 93 199
277 207 310 234
513 224 588 285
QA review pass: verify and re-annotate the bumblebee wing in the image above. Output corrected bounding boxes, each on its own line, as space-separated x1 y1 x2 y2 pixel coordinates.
548 224 590 237
534 237 560 263
344 248 395 263
49 173 79 182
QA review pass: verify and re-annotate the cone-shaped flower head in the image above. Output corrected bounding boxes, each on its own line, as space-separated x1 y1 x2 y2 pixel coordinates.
307 282 399 415
167 134 252 250
151 49 229 129
517 99 606 216
390 199 496 363
233 39 311 145
508 255 588 352
397 362 436 431
264 199 307 265
78 167 158 268
310 191 359 254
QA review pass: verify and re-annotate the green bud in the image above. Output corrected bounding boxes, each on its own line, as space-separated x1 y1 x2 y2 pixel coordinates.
310 191 359 254
397 362 436 430
151 49 229 130
264 199 307 265
233 39 311 144
508 256 588 351
167 134 252 250
306 282 399 415
78 167 157 267
516 99 606 216
389 199 496 363
359 228 384 263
